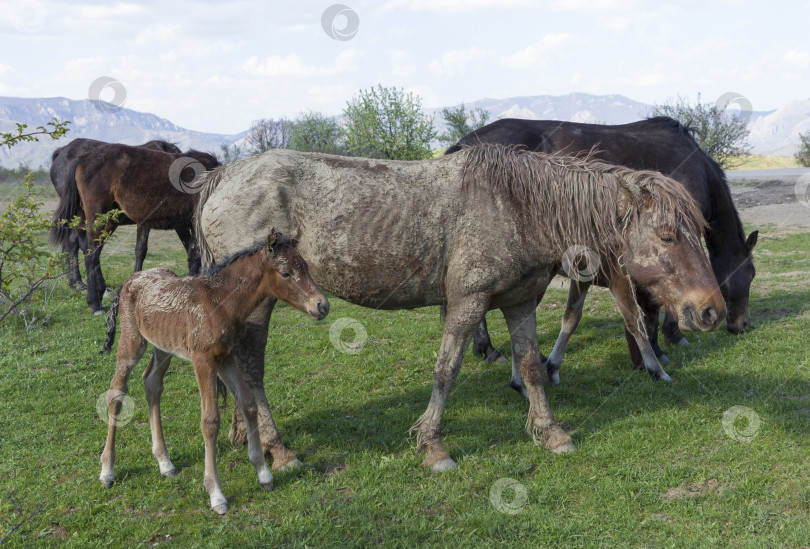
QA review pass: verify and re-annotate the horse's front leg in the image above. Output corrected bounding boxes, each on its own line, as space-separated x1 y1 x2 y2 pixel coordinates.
501 299 575 454
231 298 302 470
410 293 489 472
218 354 273 491
610 276 671 381
134 224 149 272
191 352 228 514
662 310 689 346
540 279 591 389
83 229 105 314
175 227 201 276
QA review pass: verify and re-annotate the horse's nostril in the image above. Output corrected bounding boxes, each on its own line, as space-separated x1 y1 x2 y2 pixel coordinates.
317 300 329 317
701 306 717 326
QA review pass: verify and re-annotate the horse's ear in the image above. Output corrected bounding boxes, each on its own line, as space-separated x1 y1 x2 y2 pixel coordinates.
615 175 641 206
746 230 758 252
288 227 300 247
267 228 278 249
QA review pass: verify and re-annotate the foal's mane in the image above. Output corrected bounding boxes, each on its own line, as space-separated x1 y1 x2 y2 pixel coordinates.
460 144 707 256
203 232 296 276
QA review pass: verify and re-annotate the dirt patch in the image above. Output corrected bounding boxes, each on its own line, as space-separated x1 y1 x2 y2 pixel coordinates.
729 179 810 228
660 479 725 501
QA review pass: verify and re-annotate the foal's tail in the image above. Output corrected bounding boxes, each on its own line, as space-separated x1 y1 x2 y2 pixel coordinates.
50 158 84 249
101 287 122 354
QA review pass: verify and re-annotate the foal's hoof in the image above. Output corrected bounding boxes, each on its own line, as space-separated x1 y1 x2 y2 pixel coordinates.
430 457 458 472
659 354 671 365
509 380 529 399
274 457 303 472
212 503 229 515
550 441 576 455
93 309 105 316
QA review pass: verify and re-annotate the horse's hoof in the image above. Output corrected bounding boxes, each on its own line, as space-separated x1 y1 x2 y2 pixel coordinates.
509 381 529 399
275 457 303 471
430 457 458 472
675 337 689 346
484 350 506 364
260 480 274 491
492 354 509 365
93 309 105 316
656 371 672 382
659 354 670 365
162 468 178 478
69 282 88 291
212 503 229 515
99 476 114 488
103 288 115 298
550 441 576 455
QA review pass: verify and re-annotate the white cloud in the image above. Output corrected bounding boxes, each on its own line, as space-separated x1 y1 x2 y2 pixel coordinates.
379 0 532 12
131 23 182 45
63 56 106 74
429 47 493 78
242 50 363 78
501 34 578 70
77 3 147 19
785 50 810 68
550 0 642 13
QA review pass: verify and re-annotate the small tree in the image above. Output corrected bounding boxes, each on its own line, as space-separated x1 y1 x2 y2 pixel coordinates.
796 131 810 167
289 111 345 154
218 142 244 163
342 85 436 160
648 94 751 169
437 103 490 146
244 118 291 156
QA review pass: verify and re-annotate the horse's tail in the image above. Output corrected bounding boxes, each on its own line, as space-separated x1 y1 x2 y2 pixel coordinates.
194 167 225 269
101 287 121 354
50 158 83 248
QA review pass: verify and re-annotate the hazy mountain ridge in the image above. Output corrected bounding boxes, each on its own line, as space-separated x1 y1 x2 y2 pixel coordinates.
0 93 806 169
0 96 244 169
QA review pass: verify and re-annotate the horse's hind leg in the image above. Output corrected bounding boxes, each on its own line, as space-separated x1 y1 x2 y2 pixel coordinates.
218 354 273 491
176 227 201 276
191 353 228 514
66 231 87 290
143 348 176 477
410 294 489 472
134 225 149 272
100 325 148 488
231 298 302 471
501 299 575 455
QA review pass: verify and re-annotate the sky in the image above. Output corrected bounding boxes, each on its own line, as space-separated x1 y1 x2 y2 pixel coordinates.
1 0 808 135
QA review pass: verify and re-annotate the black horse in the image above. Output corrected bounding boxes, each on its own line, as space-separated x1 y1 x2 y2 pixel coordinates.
446 117 757 378
49 138 182 290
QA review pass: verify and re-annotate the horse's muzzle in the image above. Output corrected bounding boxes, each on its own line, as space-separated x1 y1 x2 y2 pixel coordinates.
308 298 330 320
680 303 723 332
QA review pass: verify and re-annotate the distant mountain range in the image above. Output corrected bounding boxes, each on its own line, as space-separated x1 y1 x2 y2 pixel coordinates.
1 93 807 169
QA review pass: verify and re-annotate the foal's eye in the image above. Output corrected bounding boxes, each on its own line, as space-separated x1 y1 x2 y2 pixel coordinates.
280 272 292 279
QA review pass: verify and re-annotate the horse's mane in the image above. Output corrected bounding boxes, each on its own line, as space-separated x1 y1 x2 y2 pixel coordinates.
203 231 296 276
460 144 707 257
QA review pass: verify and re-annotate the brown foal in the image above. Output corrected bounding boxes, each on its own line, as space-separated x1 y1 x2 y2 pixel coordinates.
99 230 328 514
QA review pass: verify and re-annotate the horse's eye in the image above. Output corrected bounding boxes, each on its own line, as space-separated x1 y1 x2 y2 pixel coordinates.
280 272 291 279
659 233 675 244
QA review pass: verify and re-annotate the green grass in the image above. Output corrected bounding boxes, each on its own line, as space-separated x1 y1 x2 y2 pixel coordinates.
1 225 809 547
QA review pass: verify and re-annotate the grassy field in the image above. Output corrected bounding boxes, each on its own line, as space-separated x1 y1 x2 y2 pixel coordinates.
1 222 809 548
726 155 801 171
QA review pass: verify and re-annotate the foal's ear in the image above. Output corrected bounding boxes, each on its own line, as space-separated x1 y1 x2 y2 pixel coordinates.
746 230 758 252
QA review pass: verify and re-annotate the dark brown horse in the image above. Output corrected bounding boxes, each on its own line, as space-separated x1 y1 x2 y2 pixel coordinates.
99 230 328 514
446 117 757 387
196 146 725 472
50 138 182 290
50 144 219 313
